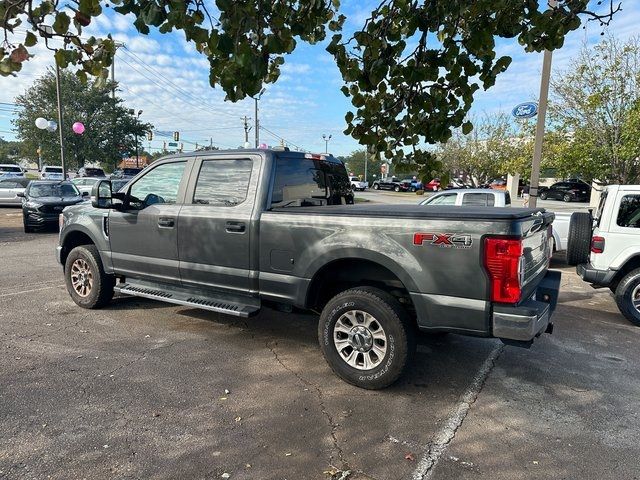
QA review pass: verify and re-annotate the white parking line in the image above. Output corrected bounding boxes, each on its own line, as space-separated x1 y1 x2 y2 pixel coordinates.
411 344 504 480
0 284 65 297
4 213 22 217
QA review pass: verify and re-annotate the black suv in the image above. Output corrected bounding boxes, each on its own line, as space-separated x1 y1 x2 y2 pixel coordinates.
539 180 590 202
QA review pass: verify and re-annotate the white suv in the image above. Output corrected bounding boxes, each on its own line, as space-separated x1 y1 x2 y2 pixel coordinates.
573 185 640 325
40 166 64 180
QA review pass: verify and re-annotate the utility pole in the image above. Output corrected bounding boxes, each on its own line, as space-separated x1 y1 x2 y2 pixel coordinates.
242 115 252 148
529 0 557 208
55 63 66 180
254 88 265 147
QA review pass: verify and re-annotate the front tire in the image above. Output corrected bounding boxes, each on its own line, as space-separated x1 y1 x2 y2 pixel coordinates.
539 191 548 200
394 186 400 192
373 183 379 190
615 268 640 327
64 244 115 309
563 193 573 203
23 215 34 233
318 287 415 389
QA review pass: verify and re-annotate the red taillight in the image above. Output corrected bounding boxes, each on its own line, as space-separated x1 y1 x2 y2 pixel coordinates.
484 237 523 304
591 236 605 254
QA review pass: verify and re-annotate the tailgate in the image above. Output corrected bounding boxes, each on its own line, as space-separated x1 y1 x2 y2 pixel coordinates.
520 212 554 300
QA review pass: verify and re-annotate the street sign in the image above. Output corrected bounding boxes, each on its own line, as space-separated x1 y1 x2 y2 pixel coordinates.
512 102 538 119
168 142 178 147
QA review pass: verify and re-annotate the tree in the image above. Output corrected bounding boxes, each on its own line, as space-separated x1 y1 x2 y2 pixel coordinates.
342 149 381 184
437 113 531 186
2 1 620 174
550 35 640 184
13 70 152 171
0 138 22 163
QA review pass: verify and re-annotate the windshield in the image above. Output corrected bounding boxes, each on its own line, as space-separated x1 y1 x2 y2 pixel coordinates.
0 165 21 172
30 183 79 197
123 168 141 175
44 167 63 173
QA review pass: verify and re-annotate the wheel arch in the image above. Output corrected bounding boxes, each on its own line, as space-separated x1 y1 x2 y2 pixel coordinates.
304 255 417 316
60 227 98 269
611 255 640 291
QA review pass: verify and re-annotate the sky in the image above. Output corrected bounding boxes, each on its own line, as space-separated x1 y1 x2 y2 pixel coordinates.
1 1 639 158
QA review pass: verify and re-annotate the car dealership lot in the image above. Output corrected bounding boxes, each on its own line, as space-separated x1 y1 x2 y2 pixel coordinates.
1 210 639 479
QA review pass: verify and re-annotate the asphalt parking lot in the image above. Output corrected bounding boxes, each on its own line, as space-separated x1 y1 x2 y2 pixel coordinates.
1 206 639 480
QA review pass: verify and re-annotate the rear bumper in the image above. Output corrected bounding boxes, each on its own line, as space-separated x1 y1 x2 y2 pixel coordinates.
492 270 561 342
577 262 616 287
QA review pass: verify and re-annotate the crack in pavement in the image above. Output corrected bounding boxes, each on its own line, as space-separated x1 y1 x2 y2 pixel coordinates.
265 340 348 470
411 344 504 480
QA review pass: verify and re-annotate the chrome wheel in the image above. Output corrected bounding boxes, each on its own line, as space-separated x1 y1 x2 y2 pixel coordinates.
70 258 93 298
333 310 388 370
632 285 640 314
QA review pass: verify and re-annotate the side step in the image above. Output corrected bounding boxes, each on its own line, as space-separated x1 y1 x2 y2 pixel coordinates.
114 282 260 318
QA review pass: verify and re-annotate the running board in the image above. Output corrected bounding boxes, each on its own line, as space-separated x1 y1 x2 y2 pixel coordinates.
114 282 260 318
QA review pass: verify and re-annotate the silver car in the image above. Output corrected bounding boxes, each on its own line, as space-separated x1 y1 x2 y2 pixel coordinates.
0 178 30 206
72 177 101 195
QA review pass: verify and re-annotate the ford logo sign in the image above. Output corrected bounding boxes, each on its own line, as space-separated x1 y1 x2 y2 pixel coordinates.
512 102 538 119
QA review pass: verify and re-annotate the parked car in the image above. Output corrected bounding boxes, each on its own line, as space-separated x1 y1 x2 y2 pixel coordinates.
571 185 640 326
421 189 512 207
489 179 507 190
57 148 560 389
425 178 441 191
0 178 30 206
40 166 65 180
111 167 143 179
371 176 410 192
420 189 570 252
401 178 423 192
19 181 88 232
0 164 25 180
539 180 590 202
72 177 101 196
350 176 368 191
77 166 106 178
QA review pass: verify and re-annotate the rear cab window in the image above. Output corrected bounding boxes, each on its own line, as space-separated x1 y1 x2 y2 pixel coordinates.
270 154 353 208
192 158 253 207
0 165 21 173
462 193 493 206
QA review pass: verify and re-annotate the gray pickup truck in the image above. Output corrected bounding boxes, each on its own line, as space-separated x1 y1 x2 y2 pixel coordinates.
57 149 560 389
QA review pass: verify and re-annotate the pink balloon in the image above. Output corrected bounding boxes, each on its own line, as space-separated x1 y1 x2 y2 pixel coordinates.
72 122 85 134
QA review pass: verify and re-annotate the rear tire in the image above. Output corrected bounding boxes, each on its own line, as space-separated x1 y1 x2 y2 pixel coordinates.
614 268 640 327
64 244 115 309
566 212 592 266
318 287 415 389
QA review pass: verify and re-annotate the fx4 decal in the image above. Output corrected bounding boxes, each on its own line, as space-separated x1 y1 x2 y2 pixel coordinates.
413 232 473 249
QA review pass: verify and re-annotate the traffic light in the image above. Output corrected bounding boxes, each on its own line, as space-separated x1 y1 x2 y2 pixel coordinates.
147 131 153 141
173 131 180 141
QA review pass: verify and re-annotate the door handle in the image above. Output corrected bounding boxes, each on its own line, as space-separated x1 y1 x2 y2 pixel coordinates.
225 221 246 233
158 216 175 228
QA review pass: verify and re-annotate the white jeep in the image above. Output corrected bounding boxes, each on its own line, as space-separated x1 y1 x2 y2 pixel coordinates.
570 185 640 326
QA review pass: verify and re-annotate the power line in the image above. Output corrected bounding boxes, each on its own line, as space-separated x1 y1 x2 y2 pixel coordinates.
259 125 305 151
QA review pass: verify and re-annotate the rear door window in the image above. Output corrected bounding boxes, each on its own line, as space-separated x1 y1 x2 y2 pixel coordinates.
462 193 492 206
192 158 252 206
616 195 640 228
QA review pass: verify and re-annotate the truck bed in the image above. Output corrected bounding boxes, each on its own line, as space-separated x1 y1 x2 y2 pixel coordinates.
273 204 548 220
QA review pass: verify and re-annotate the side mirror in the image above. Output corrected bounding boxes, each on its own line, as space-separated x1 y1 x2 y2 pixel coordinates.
92 179 112 209
82 191 90 197
16 191 25 198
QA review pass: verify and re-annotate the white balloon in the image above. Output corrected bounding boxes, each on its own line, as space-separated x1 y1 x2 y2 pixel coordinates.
47 120 57 132
35 117 48 129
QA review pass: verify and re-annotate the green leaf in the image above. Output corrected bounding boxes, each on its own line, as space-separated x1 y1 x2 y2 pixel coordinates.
24 32 37 47
53 12 71 35
462 121 473 135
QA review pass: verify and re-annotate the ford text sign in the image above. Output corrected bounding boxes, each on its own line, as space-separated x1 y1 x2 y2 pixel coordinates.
512 102 538 119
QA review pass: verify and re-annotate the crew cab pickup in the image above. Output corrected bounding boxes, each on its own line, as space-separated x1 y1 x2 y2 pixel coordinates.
57 149 560 389
574 185 640 326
